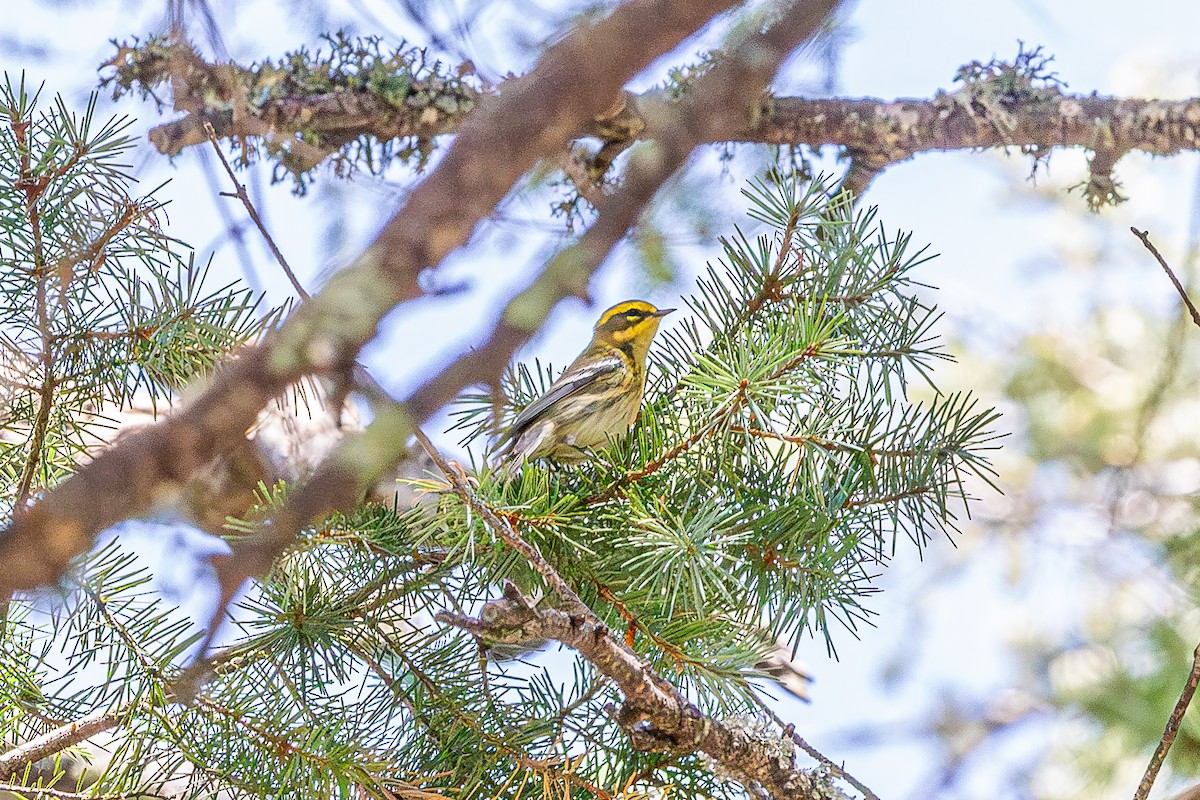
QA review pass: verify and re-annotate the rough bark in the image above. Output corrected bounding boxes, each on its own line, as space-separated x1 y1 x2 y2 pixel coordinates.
106 37 1200 205
439 588 824 800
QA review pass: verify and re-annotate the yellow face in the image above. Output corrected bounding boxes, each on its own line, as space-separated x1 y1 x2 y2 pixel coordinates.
593 300 674 350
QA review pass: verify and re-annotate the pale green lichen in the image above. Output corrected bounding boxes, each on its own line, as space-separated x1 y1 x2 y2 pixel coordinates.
949 43 1065 138
101 32 478 193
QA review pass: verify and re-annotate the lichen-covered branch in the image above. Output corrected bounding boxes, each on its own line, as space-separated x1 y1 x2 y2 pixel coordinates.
102 32 479 183
105 37 1200 206
436 588 825 800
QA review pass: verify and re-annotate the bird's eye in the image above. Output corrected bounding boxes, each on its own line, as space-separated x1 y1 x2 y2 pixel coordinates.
625 312 642 321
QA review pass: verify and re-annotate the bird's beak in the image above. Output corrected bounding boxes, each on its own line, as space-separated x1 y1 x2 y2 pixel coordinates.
653 308 675 317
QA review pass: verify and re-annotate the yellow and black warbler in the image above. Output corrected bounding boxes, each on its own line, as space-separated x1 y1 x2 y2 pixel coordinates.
496 300 673 464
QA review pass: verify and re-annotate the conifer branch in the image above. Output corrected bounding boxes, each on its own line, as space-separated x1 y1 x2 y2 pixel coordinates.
413 428 592 616
841 485 931 509
13 114 58 508
204 0 840 616
0 12 1005 794
588 343 823 505
0 635 271 787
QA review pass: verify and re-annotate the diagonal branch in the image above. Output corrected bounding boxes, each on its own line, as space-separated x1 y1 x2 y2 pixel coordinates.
202 121 310 300
412 428 592 616
206 0 842 616
0 0 743 597
387 427 859 800
436 589 826 800
0 709 124 781
747 692 880 800
1132 227 1200 329
1133 642 1200 800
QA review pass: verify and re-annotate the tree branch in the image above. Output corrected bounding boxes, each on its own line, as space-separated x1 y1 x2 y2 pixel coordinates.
412 428 592 615
437 589 826 800
0 710 124 781
748 692 880 800
1133 642 1200 800
1132 227 1200 329
202 121 310 300
109 37 1200 204
0 782 144 800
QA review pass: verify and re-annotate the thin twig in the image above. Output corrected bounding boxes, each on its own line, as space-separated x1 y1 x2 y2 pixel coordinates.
748 693 881 800
410 428 595 619
1133 642 1200 800
202 121 310 300
1132 227 1200 329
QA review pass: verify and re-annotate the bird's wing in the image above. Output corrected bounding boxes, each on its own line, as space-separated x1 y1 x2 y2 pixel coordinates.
503 352 624 441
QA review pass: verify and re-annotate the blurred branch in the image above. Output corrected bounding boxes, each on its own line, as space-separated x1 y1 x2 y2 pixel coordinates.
1132 227 1200 329
0 0 746 597
1133 642 1200 800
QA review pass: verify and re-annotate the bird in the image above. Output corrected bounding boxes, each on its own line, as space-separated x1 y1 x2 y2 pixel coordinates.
495 300 674 465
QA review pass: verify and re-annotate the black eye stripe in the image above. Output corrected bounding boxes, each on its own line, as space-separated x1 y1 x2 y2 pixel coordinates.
600 306 653 332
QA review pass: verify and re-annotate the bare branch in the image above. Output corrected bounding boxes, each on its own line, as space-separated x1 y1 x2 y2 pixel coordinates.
202 121 310 300
0 709 124 781
1133 642 1200 800
1132 227 1200 329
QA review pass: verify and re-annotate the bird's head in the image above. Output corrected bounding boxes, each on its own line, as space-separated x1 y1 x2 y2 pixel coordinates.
591 300 674 361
